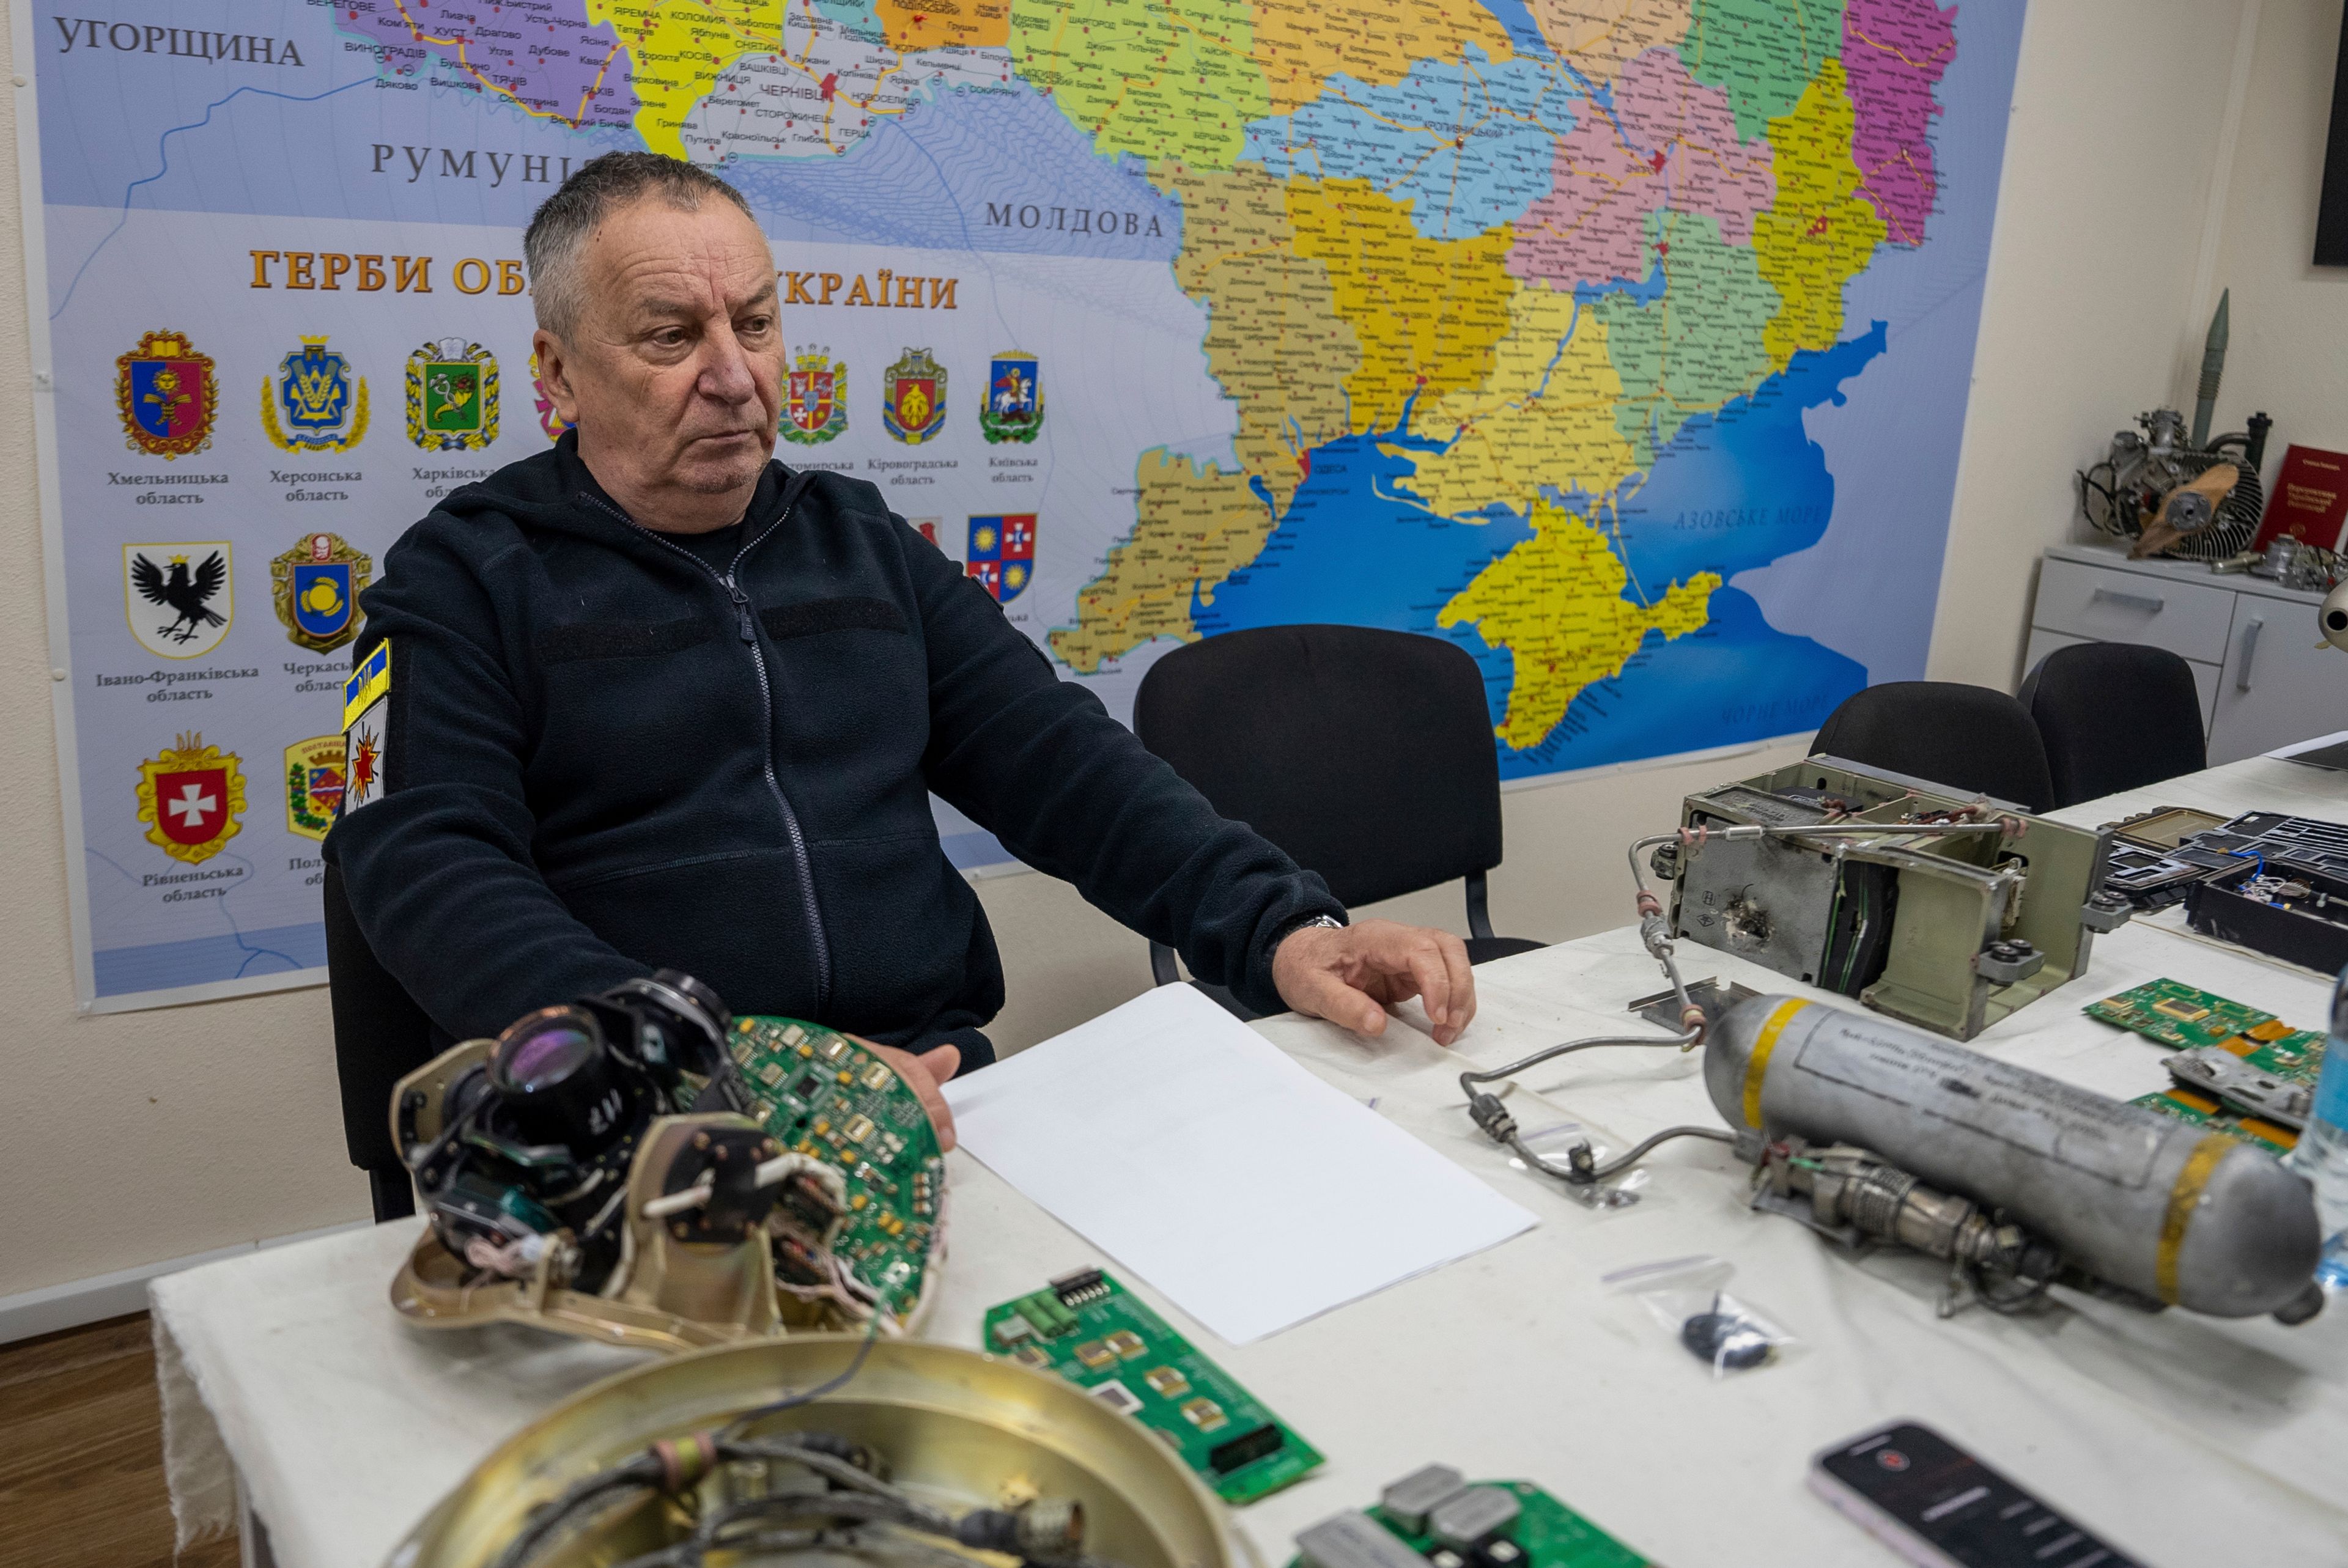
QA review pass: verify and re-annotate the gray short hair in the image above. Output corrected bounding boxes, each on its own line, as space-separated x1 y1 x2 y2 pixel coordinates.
523 152 757 338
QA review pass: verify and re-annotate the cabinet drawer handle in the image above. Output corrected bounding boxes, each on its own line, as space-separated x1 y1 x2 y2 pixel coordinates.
2236 617 2264 692
2091 586 2166 614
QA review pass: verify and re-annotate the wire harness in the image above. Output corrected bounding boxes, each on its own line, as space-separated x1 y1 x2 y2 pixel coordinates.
1458 817 2022 1196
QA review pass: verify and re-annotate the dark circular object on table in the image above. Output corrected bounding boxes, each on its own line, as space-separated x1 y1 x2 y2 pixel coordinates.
1680 1310 1773 1371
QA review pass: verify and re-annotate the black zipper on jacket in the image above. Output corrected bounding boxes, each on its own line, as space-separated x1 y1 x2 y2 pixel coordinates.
577 488 834 1014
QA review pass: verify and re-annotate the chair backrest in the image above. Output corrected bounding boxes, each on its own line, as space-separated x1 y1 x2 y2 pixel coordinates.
1132 625 1502 908
322 861 438 1179
2020 642 2207 808
1809 680 2058 813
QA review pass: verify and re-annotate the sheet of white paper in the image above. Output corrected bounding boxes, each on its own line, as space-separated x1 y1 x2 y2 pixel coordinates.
2271 729 2348 764
943 984 1537 1344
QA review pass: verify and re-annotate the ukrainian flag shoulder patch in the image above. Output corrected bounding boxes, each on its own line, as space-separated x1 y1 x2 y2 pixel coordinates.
344 639 391 729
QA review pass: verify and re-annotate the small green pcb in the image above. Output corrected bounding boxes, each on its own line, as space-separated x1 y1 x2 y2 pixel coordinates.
983 1269 1323 1504
2085 978 2279 1049
2087 981 2318 1155
727 1016 943 1325
1290 1478 1652 1568
2128 1086 2300 1155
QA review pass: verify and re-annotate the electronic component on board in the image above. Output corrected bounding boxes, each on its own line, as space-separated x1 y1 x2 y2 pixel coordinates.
2162 1045 2314 1129
1293 1470 1652 1568
1298 1511 1434 1568
1428 1487 1522 1550
1379 1465 1466 1534
2088 979 2322 1153
1052 1266 1110 1306
983 1268 1322 1504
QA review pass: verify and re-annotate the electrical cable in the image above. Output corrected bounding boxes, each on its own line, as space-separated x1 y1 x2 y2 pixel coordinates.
1502 1124 1738 1185
490 1321 889 1568
722 1315 885 1435
489 1458 667 1568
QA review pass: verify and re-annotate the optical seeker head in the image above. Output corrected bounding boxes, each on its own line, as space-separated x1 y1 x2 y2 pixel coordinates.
490 1004 629 1153
603 969 732 1077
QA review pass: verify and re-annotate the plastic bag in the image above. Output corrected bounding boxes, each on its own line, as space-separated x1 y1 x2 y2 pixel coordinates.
1600 1254 1795 1377
1509 1117 1645 1209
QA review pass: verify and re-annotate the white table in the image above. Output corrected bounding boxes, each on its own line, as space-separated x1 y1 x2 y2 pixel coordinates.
155 754 2348 1568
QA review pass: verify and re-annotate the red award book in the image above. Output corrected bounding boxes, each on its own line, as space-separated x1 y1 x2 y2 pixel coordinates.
2253 444 2348 551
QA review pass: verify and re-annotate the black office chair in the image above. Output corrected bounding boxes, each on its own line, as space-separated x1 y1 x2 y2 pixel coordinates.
1809 680 2057 812
323 863 435 1222
2018 642 2207 808
1132 625 1543 1017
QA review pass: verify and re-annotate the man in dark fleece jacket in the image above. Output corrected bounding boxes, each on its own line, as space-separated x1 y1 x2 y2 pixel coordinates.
325 152 1477 1146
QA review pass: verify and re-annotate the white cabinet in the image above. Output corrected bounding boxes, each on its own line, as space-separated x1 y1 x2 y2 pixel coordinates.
2209 597 2348 758
2025 544 2348 765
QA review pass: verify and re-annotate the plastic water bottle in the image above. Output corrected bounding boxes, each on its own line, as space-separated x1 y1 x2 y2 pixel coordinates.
2288 969 2348 1289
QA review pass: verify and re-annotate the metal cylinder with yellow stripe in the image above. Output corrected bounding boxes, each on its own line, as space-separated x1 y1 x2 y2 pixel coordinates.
1705 995 2324 1322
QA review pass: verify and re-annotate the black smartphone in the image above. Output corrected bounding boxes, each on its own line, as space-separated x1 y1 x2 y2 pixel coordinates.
1809 1420 2146 1568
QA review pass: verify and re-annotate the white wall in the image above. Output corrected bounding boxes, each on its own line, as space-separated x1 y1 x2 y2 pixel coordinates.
9 1 2348 1312
2205 2 2348 457
1927 0 2270 693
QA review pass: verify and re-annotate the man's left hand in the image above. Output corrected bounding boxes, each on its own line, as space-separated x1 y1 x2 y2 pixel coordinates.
1271 918 1477 1046
863 1040 961 1150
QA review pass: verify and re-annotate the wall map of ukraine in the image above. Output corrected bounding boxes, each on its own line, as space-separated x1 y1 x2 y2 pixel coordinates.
347 0 1963 768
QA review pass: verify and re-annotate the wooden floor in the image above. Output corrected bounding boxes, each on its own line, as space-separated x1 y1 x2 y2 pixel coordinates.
0 1313 242 1568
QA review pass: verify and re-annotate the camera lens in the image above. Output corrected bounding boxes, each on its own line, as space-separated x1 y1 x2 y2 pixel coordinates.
502 1023 596 1091
492 1006 627 1153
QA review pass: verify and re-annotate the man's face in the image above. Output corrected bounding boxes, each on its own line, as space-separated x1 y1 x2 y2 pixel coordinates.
535 197 783 523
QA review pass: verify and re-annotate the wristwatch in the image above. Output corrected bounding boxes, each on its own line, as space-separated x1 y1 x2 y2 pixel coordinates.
1270 912 1345 954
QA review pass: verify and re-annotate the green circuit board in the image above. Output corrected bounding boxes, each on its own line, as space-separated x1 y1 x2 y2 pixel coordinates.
2085 978 2282 1050
2087 982 2318 1155
984 1269 1323 1505
2128 1084 2302 1155
2130 1027 2319 1156
1292 1482 1652 1568
728 1016 942 1325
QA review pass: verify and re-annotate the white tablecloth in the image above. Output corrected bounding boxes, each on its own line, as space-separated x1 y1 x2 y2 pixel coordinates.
153 753 2348 1567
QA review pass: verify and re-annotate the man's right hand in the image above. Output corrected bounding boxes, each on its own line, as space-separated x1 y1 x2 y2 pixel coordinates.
864 1040 961 1150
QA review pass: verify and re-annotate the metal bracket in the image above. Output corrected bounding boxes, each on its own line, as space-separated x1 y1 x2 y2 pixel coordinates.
1973 940 2045 984
2078 894 2133 933
2163 1046 2312 1129
1626 976 1759 1033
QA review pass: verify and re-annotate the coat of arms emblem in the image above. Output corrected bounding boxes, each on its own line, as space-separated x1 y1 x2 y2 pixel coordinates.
967 513 1035 603
123 543 232 660
784 349 848 445
116 331 216 459
262 336 369 452
135 731 246 866
284 734 347 842
980 352 1042 444
529 350 572 442
270 531 371 653
406 338 499 451
881 348 948 445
